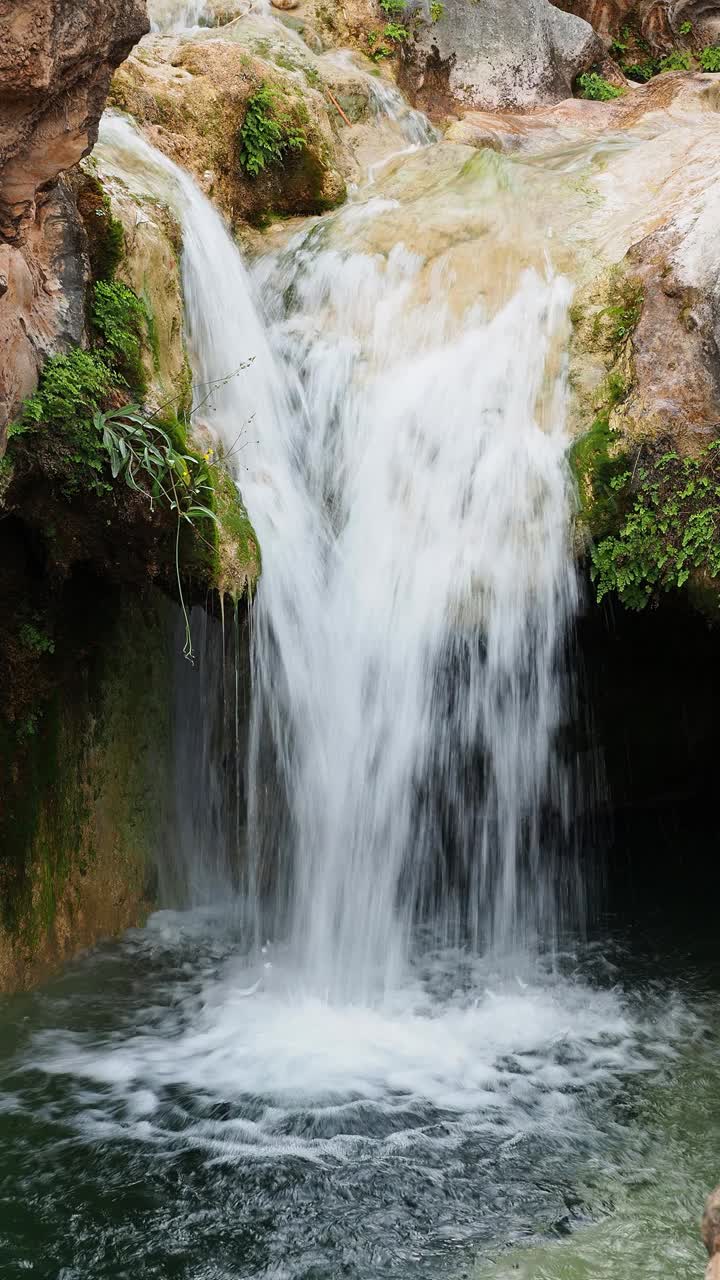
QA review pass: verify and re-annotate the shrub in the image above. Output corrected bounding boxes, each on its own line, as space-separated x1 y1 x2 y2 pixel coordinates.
700 45 720 71
577 72 625 101
591 442 720 608
238 84 307 177
659 49 692 71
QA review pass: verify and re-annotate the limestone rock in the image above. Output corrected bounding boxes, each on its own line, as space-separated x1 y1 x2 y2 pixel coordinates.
0 0 149 241
110 35 348 225
0 0 149 432
395 0 603 115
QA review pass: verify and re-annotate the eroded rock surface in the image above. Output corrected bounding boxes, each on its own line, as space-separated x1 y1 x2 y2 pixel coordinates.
550 0 720 48
395 0 602 114
0 0 150 434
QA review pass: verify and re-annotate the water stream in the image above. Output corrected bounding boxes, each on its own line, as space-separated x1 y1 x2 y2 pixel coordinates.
1 11 718 1280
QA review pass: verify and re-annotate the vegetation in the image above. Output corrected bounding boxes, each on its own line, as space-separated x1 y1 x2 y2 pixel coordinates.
658 49 692 72
92 280 148 395
591 443 720 609
577 72 625 101
238 84 307 177
699 45 720 72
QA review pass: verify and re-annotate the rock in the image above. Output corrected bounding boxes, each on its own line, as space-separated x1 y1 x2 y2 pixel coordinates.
705 1190 720 1280
0 182 89 444
0 0 149 241
550 1 720 49
0 0 149 432
395 0 603 114
110 35 349 225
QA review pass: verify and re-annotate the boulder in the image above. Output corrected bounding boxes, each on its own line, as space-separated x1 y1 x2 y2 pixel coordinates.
395 0 603 114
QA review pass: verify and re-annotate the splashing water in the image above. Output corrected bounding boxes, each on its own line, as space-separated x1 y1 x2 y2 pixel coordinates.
97 111 581 1000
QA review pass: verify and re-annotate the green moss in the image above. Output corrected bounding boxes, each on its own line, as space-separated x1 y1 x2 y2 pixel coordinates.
207 464 261 600
91 280 148 397
570 413 631 540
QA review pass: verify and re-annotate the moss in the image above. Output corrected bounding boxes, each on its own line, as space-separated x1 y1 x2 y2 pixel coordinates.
91 280 149 398
76 173 126 284
208 465 261 600
570 413 631 540
0 587 174 975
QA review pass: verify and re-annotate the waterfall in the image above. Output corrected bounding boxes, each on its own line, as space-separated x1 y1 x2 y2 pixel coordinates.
98 113 580 1001
147 0 271 32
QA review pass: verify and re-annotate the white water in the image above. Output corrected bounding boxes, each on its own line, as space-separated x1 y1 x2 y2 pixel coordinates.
148 0 270 32
98 109 580 1001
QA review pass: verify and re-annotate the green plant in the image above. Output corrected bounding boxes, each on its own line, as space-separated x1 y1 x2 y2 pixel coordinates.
700 45 720 71
610 25 632 56
577 72 625 100
12 349 114 438
383 21 409 40
94 403 218 658
659 49 692 70
679 19 693 35
92 280 148 395
378 0 406 13
238 84 307 177
430 2 445 20
18 624 55 656
591 442 720 608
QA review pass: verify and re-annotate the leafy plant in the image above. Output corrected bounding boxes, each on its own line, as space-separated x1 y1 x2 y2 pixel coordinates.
238 84 307 178
591 442 720 608
12 349 114 437
94 403 217 658
378 0 406 13
383 22 409 41
700 45 720 71
430 2 444 20
659 49 692 70
577 72 625 101
679 19 693 35
18 624 55 656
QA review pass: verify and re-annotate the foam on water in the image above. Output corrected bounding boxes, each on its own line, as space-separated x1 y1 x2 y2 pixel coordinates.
23 913 680 1170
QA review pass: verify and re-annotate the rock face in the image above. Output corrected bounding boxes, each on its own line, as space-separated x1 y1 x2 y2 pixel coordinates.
550 0 720 48
0 0 149 434
396 0 603 114
110 35 348 226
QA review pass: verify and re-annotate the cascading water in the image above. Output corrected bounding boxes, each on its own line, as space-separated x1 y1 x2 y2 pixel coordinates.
148 0 270 32
2 26 717 1280
97 111 581 1000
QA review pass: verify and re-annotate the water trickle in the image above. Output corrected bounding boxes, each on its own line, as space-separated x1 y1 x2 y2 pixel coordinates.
98 112 581 999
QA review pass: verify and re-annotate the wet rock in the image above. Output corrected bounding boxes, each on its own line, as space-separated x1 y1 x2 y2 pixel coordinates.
395 0 603 114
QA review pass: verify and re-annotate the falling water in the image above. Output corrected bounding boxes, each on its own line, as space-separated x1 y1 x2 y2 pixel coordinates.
98 113 580 1000
148 0 270 32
